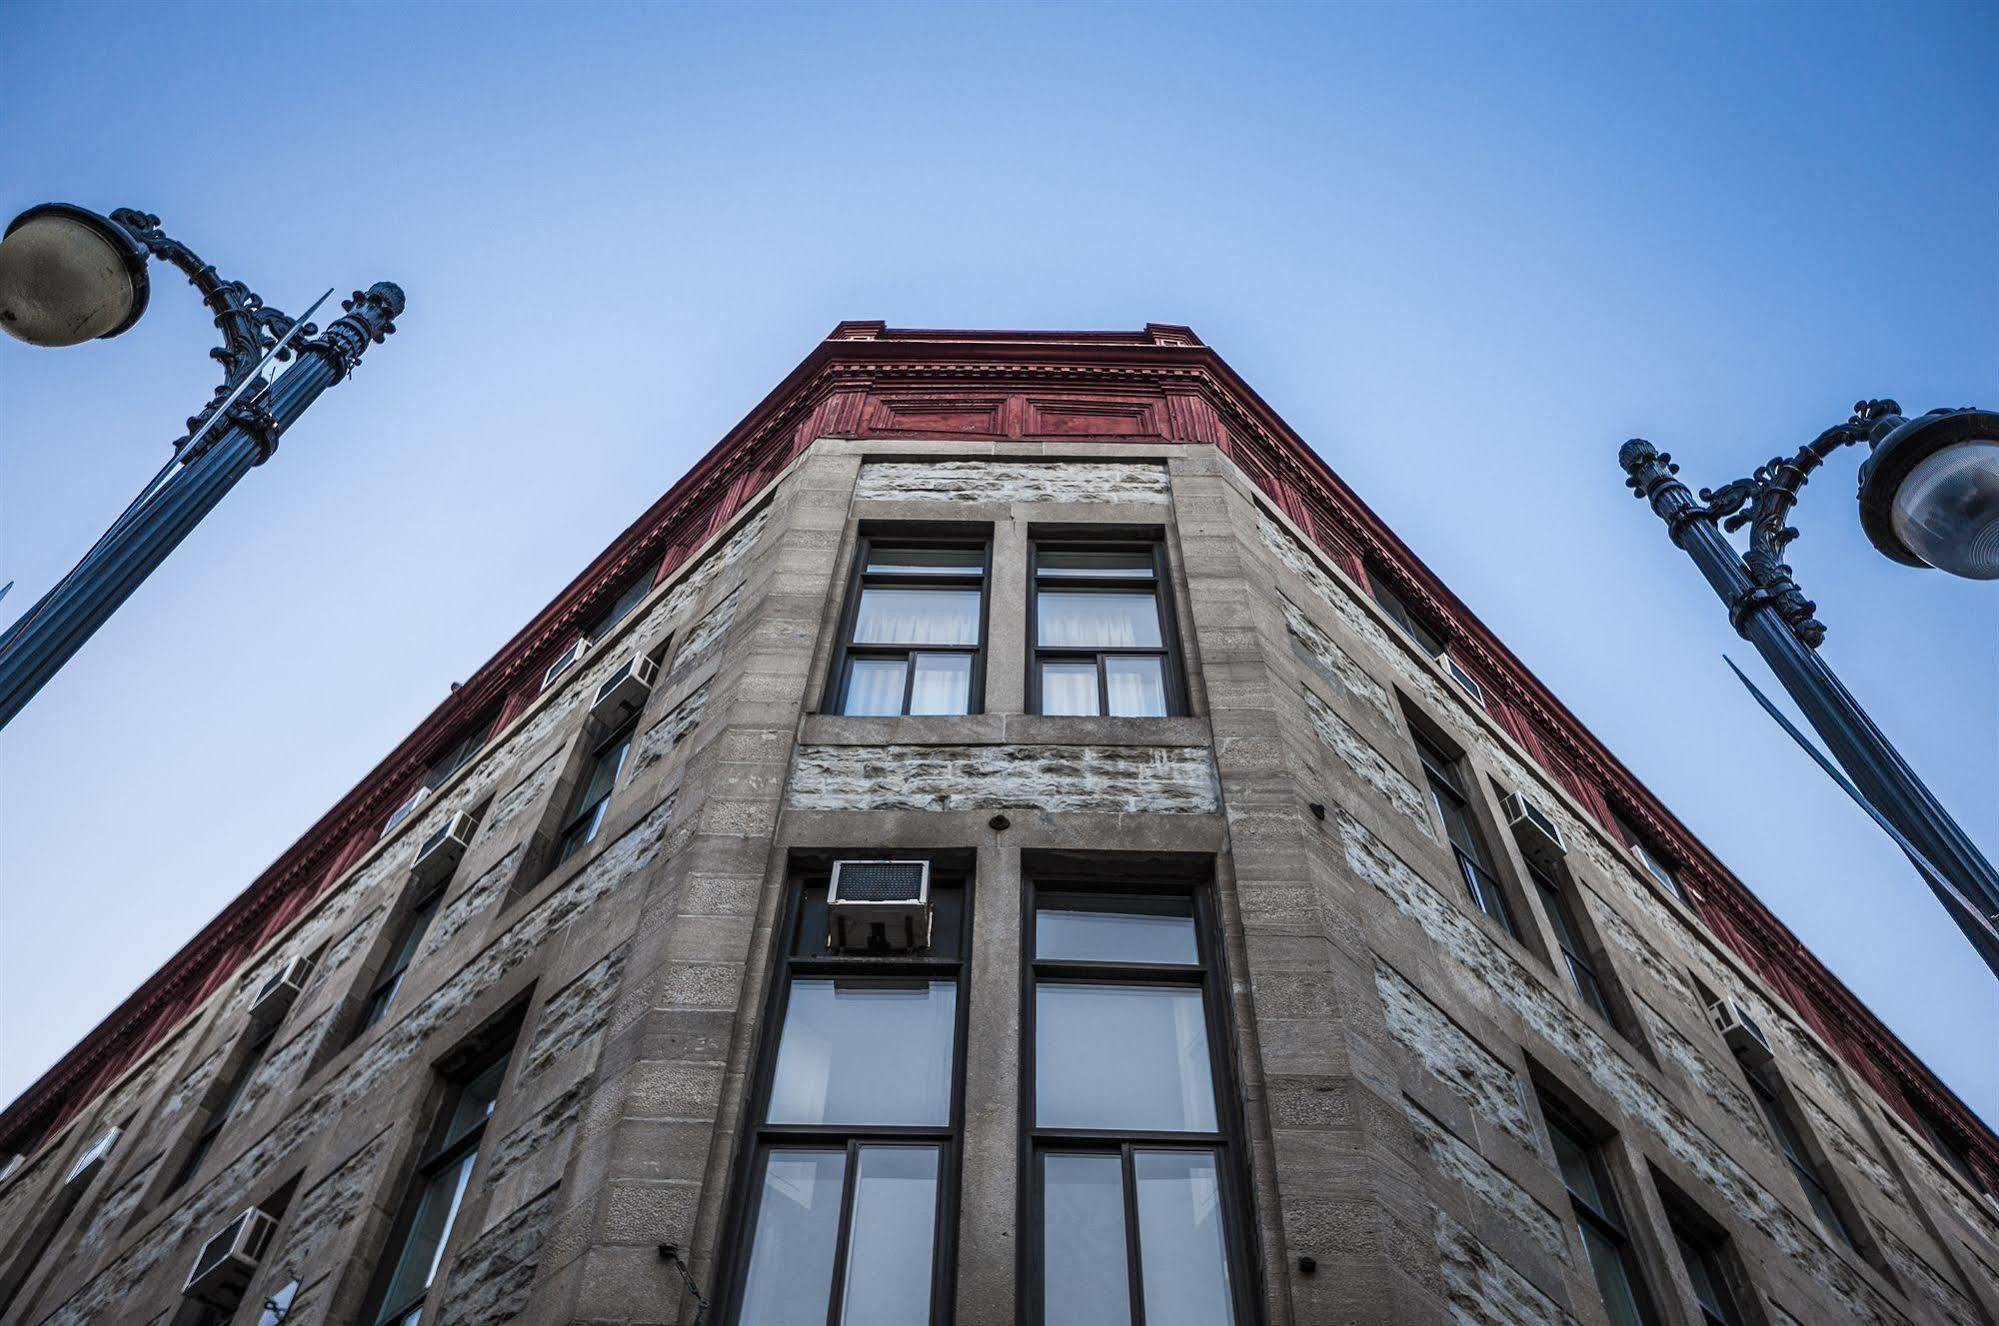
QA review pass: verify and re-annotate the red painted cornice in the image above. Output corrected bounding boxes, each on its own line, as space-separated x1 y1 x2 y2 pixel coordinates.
5 325 1990 1185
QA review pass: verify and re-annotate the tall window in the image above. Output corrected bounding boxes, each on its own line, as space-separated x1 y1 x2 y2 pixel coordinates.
589 570 655 642
357 887 447 1035
831 538 988 717
1612 811 1687 903
1414 731 1520 938
1744 1065 1852 1245
170 1021 278 1193
1025 879 1250 1326
1366 568 1444 656
367 1036 515 1326
551 719 636 868
727 867 968 1325
1666 1209 1745 1326
1527 863 1614 1024
1545 1106 1658 1326
1030 543 1177 717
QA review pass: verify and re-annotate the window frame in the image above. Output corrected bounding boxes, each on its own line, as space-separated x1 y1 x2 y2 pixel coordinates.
1412 729 1523 940
1664 1206 1747 1326
826 533 993 718
1019 870 1258 1326
1744 1065 1855 1246
357 883 449 1036
717 860 973 1326
550 716 638 869
1365 567 1445 657
362 1026 518 1326
167 1020 278 1194
1027 538 1185 719
1543 1103 1661 1326
1526 862 1617 1026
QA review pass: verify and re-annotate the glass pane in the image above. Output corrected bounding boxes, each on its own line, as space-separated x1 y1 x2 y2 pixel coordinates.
1675 1232 1735 1325
1548 1121 1603 1211
768 979 957 1125
908 653 972 716
1105 655 1167 717
1036 983 1217 1132
839 1147 940 1326
576 731 632 816
1580 1220 1651 1326
1040 662 1099 717
1037 901 1198 965
1037 591 1162 648
1039 549 1154 578
442 1058 507 1152
740 1150 846 1326
854 588 981 646
379 1150 477 1317
868 546 983 575
1135 1150 1235 1326
1043 1153 1131 1326
842 657 908 716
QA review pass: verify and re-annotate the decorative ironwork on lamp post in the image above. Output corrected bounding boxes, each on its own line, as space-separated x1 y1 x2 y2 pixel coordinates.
0 204 405 728
1619 400 1999 976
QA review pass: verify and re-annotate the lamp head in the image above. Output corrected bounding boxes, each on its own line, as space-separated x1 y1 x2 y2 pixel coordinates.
1857 407 1999 580
0 204 151 347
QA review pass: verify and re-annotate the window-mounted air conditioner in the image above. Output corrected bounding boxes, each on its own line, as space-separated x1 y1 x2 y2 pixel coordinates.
411 811 478 888
1501 791 1568 867
380 785 430 840
827 860 932 952
1708 999 1774 1068
541 637 590 691
590 652 658 726
182 1206 277 1307
248 955 315 1025
67 1126 120 1186
1443 653 1487 707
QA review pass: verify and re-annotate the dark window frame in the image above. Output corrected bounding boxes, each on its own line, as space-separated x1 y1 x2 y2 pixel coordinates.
1744 1065 1855 1246
1027 538 1186 718
1543 1102 1661 1326
361 1018 520 1326
1365 567 1445 657
1412 729 1523 940
550 717 638 870
356 884 449 1036
716 859 973 1326
1662 1201 1747 1326
1019 868 1259 1326
1526 861 1617 1026
168 1020 279 1194
826 532 993 718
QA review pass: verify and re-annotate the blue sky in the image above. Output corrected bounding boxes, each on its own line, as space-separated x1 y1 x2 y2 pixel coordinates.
2 1 1993 1125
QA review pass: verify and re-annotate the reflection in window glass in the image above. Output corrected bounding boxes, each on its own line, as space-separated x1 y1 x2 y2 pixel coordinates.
379 1151 477 1317
1104 655 1167 717
1136 1150 1236 1326
867 547 984 575
1039 662 1100 716
838 1147 940 1326
1038 549 1154 578
908 653 972 716
854 588 981 646
768 980 957 1126
739 1150 846 1326
1043 1153 1131 1326
1037 903 1199 965
1037 983 1217 1132
1037 592 1164 649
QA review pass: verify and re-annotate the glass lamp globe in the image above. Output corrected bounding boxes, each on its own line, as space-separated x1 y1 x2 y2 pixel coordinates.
0 204 151 347
1858 409 1999 580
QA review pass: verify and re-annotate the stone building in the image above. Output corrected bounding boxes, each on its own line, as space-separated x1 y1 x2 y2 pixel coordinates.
1 324 1994 1326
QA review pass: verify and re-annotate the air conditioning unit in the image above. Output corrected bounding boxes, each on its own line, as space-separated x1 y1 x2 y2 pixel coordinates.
1709 999 1775 1068
827 860 932 952
1501 791 1568 867
380 785 430 839
541 636 589 691
248 955 315 1025
590 651 658 725
410 811 478 888
67 1126 120 1186
1443 653 1487 707
183 1207 277 1307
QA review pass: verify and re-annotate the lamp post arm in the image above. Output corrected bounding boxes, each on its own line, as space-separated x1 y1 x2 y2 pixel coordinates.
1619 430 1999 977
106 209 319 447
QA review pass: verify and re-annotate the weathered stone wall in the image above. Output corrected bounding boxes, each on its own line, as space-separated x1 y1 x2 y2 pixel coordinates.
2 441 1991 1326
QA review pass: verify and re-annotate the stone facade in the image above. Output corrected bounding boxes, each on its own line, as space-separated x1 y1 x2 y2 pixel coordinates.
2 363 1995 1326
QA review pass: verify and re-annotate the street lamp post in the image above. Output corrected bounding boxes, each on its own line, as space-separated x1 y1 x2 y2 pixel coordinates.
0 204 404 728
1619 400 1999 976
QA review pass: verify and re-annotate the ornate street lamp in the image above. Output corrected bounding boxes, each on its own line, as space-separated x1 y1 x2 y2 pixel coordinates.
1620 401 1999 976
0 204 405 727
